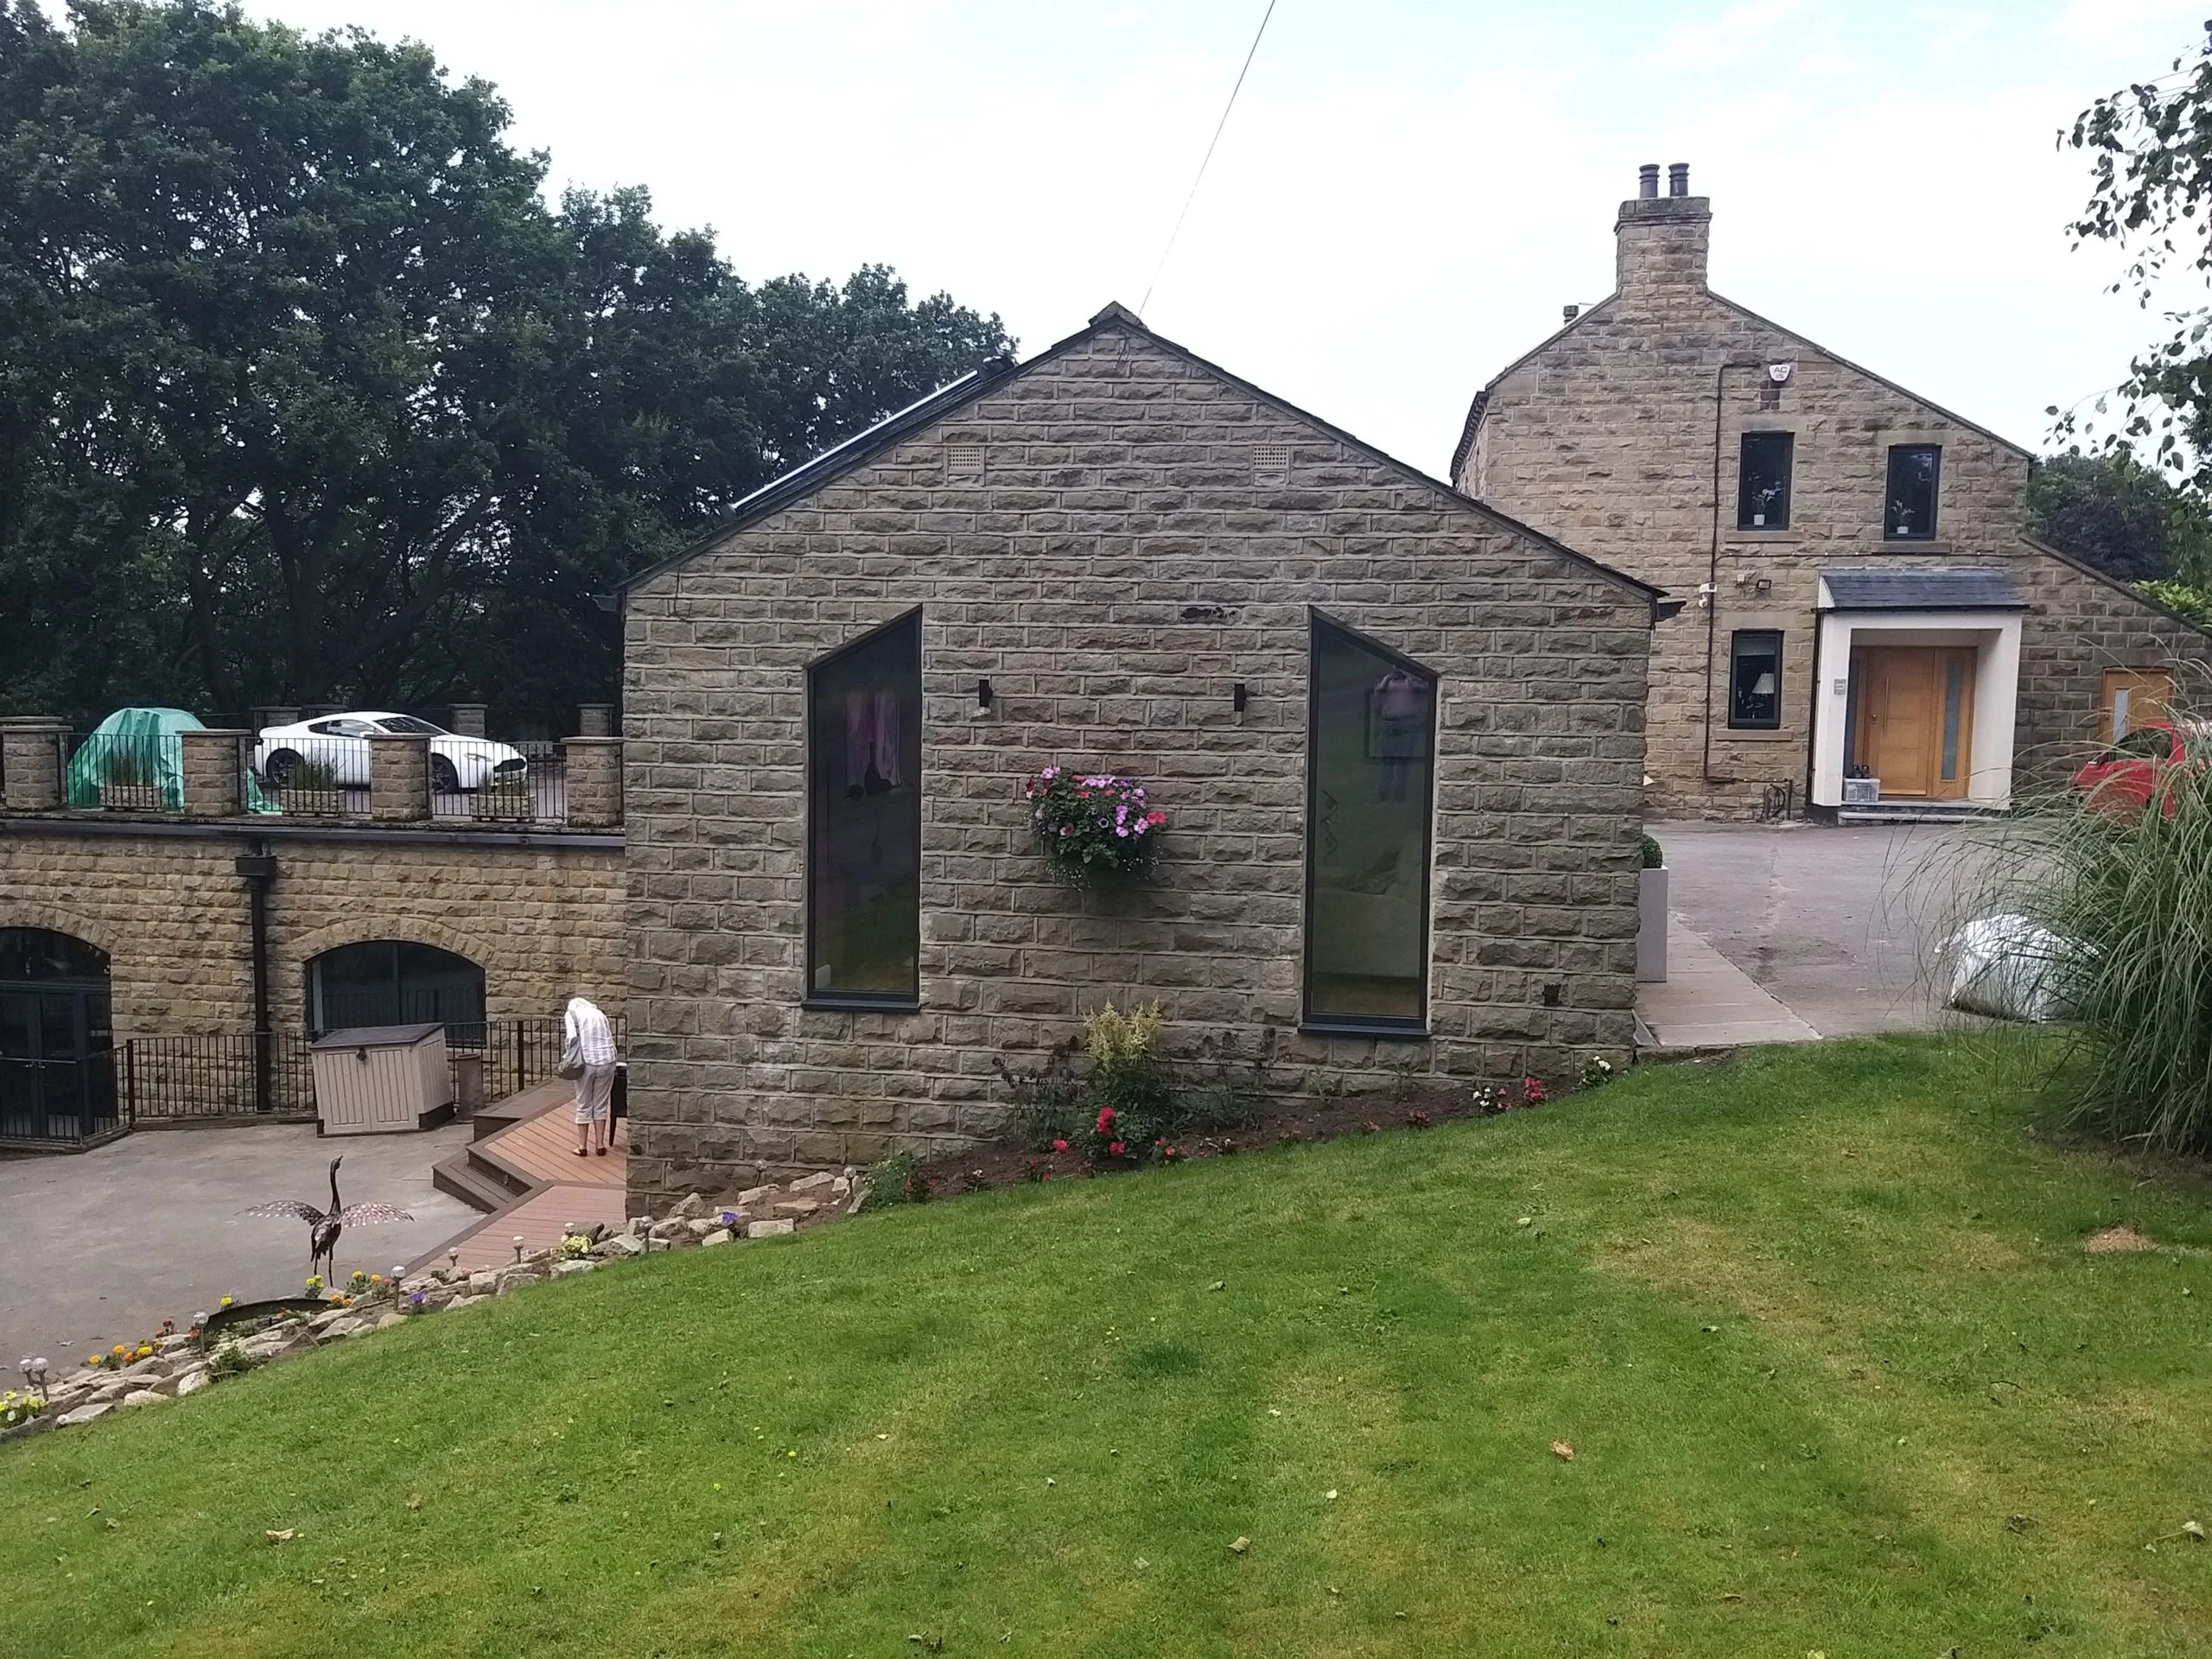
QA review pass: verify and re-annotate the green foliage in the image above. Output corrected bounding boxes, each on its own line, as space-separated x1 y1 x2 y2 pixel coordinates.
2027 451 2212 582
205 1340 257 1380
1639 832 1664 868
7 1039 2212 1654
2134 576 2212 628
858 1149 930 1210
1974 723 2212 1155
2060 35 2212 494
0 1 1009 728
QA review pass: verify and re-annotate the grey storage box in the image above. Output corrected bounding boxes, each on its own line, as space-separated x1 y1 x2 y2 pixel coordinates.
310 1023 455 1135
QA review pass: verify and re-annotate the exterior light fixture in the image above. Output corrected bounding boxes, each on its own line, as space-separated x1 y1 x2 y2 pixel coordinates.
512 1235 526 1265
447 1245 461 1273
20 1356 48 1399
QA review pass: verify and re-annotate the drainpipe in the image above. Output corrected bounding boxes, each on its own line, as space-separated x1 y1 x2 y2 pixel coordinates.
234 842 276 1116
1702 358 1764 787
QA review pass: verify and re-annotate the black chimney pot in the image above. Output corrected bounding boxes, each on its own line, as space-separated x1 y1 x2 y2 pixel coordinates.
1668 162 1690 197
1637 163 1659 199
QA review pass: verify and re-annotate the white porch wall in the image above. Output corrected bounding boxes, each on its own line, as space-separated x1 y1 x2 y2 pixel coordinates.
1809 602 2023 808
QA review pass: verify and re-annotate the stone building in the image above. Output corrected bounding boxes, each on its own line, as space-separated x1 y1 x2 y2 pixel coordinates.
0 721 625 1143
619 305 1657 1203
1454 162 2212 818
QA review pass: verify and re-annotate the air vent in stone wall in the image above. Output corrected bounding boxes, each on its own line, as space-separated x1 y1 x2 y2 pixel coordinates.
1254 445 1289 486
945 442 985 476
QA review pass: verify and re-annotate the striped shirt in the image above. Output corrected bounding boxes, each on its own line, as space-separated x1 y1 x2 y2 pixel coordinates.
564 997 618 1067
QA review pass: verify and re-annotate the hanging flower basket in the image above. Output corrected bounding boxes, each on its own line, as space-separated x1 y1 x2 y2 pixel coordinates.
1026 766 1166 887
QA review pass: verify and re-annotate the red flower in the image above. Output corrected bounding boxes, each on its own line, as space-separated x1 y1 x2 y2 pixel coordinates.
1146 810 1166 825
1522 1076 1546 1104
1109 1141 1125 1157
1096 1106 1116 1128
1052 1138 1068 1153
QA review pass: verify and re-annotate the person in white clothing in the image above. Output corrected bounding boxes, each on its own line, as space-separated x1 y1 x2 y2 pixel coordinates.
563 995 620 1156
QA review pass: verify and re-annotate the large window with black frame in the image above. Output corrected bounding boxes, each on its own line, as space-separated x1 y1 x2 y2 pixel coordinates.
1737 430 1794 530
1885 444 1941 539
806 611 923 1007
1728 630 1784 729
1304 614 1437 1032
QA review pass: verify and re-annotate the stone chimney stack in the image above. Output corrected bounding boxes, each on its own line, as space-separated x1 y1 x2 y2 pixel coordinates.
1615 160 1710 297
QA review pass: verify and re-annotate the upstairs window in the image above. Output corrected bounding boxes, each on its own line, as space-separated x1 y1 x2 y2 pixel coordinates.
1304 615 1435 1032
806 612 923 1007
1885 444 1941 540
1728 631 1783 729
1737 432 1794 530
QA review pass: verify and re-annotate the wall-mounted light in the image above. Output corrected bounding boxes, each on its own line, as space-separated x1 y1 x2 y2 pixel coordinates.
1232 683 1248 714
976 678 994 712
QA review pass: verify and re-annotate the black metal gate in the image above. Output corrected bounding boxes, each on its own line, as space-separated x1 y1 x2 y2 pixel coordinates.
0 983 121 1145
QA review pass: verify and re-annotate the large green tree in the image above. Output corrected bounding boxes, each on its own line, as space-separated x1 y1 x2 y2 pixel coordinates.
2063 23 2212 490
0 0 1009 728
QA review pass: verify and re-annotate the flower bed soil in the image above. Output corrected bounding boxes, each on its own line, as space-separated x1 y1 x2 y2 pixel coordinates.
911 1077 1570 1197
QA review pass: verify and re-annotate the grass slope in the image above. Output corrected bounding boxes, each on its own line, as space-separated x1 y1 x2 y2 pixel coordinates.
5 1037 2211 1657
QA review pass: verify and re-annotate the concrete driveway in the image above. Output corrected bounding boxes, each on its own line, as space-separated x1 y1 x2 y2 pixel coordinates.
0 1122 474 1372
1649 819 1982 1037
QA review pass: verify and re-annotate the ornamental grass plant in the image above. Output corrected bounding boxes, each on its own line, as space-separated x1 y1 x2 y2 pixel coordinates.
1963 708 2212 1156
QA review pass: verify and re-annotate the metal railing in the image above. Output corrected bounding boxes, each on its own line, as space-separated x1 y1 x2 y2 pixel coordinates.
0 1018 627 1147
65 732 171 811
427 739 558 823
120 1032 316 1122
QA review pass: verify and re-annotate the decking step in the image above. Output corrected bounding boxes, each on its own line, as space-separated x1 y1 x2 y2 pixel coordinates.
432 1150 518 1215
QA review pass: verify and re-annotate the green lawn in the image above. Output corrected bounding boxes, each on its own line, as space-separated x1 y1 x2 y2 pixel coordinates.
6 1036 2211 1656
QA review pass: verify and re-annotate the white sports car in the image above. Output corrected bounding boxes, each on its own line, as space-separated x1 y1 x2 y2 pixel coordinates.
253 713 525 793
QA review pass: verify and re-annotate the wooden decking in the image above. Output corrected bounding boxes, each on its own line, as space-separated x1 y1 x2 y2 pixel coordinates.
409 1080 633 1273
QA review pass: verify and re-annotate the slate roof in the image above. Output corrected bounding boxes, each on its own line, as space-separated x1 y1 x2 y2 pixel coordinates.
1818 566 2024 612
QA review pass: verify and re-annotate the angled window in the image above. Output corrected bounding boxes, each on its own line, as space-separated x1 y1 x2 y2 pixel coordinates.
1727 630 1783 729
807 612 922 1007
1304 615 1435 1032
1737 431 1794 530
1885 444 1941 540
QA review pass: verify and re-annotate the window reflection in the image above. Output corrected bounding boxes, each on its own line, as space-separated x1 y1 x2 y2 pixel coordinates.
1306 617 1434 1027
808 613 922 1003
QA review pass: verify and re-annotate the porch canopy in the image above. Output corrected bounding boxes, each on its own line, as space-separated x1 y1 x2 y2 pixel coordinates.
1811 566 2025 810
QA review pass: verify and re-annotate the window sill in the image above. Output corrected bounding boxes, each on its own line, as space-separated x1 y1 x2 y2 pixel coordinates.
1880 535 1947 549
802 996 921 1015
1299 1020 1431 1042
1728 529 1802 542
1720 726 1796 741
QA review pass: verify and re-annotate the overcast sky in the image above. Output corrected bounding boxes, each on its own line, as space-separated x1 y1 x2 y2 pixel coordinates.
226 0 2209 475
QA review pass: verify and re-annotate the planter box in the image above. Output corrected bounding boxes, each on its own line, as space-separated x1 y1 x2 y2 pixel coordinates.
1636 865 1669 983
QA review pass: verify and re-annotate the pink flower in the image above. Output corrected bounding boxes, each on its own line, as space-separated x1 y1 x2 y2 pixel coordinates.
1052 1138 1068 1153
1108 1141 1125 1157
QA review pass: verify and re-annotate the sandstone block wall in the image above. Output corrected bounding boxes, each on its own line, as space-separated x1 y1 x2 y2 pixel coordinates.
0 825 626 1040
621 316 1654 1207
1459 193 2210 814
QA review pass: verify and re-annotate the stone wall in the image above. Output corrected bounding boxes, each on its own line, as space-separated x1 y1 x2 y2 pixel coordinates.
621 313 1654 1207
1459 186 2212 814
0 823 626 1039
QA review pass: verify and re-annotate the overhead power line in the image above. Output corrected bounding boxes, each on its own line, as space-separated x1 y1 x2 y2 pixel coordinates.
1140 0 1278 317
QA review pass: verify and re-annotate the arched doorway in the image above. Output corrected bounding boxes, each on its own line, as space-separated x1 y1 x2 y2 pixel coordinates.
306 940 486 1043
0 928 118 1143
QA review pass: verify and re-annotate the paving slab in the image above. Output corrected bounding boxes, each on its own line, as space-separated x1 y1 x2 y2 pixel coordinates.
1637 915 1820 1049
0 1122 474 1370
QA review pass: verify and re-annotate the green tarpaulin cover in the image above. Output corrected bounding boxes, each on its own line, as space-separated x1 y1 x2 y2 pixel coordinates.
67 708 277 814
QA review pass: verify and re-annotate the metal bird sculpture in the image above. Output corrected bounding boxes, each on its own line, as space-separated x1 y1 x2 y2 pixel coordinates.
245 1157 412 1281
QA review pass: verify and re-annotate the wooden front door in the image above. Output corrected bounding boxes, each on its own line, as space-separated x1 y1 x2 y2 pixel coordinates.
1853 646 1976 800
2101 667 2174 742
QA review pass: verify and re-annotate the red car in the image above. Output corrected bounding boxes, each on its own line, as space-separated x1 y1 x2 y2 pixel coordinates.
2072 719 2193 811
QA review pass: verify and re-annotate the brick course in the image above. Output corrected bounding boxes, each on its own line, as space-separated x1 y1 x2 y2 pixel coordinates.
621 315 1654 1206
